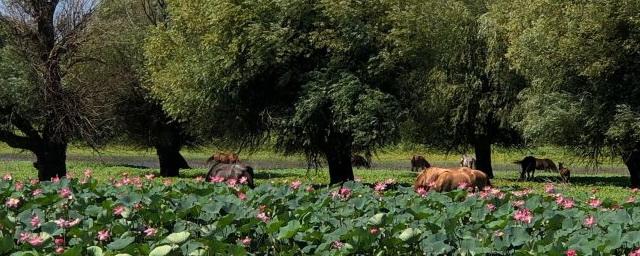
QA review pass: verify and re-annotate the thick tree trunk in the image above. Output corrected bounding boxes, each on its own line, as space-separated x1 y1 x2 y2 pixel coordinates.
623 150 640 188
156 145 189 177
325 147 354 184
34 140 67 181
474 136 494 179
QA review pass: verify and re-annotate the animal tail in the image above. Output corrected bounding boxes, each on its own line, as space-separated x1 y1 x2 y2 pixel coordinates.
513 160 522 164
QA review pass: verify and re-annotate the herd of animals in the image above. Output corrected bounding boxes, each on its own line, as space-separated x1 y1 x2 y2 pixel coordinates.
203 152 572 192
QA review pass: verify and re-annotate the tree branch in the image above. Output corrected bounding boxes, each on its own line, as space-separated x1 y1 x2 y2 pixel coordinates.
0 130 35 150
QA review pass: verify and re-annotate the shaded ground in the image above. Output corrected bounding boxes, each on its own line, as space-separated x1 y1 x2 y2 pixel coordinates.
0 152 628 175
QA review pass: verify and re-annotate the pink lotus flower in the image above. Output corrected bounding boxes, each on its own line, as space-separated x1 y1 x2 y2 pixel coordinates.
210 176 225 183
291 180 302 190
628 196 637 203
632 188 639 193
566 249 577 256
240 236 251 246
332 240 344 249
256 212 270 223
478 191 490 199
15 182 24 191
239 176 248 184
487 203 496 211
55 247 65 254
583 215 596 228
416 187 428 197
457 181 469 190
143 227 157 237
27 234 44 246
588 198 602 208
133 203 143 210
19 232 30 243
195 176 205 182
145 174 155 180
59 187 73 199
54 218 80 229
5 197 20 208
512 188 532 197
31 215 41 228
227 178 238 187
338 187 352 199
561 198 575 209
513 208 533 224
54 237 64 246
629 248 640 256
113 205 126 216
374 182 387 192
97 229 110 241
30 179 39 185
555 195 565 205
511 200 525 208
237 192 247 201
370 227 380 235
51 176 60 183
544 183 555 194
2 173 11 181
31 189 43 196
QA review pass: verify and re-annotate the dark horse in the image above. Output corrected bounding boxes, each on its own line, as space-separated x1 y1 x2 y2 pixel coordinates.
206 163 255 188
514 156 558 180
351 154 371 169
411 155 431 172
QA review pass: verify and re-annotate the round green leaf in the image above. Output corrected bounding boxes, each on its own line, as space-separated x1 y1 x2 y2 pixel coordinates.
149 245 173 256
164 231 190 244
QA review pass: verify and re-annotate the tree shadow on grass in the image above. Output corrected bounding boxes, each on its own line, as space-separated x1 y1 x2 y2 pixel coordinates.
502 175 630 188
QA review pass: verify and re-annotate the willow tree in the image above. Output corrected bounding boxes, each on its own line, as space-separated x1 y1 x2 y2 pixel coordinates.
145 0 402 183
0 0 101 180
71 0 192 177
394 0 525 178
493 0 640 187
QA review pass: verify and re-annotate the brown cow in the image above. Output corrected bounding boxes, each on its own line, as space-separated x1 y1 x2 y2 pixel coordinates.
411 155 431 172
351 154 371 169
415 167 489 192
559 162 570 183
207 152 240 165
206 163 255 188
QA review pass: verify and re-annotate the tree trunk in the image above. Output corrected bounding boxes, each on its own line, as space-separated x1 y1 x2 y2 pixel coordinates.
34 140 67 181
325 147 355 184
156 145 189 177
623 150 640 188
474 136 494 179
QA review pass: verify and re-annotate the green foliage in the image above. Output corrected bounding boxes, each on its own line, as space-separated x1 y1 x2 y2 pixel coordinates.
2 175 640 255
145 0 402 154
494 0 640 153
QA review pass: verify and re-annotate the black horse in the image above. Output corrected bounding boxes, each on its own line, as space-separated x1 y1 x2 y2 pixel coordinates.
514 156 558 181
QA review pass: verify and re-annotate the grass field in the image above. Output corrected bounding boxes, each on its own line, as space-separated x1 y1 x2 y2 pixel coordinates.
0 143 634 203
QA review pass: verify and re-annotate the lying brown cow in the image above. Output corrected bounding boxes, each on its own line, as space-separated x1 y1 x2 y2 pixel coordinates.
411 155 431 172
206 163 255 188
207 152 240 164
415 167 489 192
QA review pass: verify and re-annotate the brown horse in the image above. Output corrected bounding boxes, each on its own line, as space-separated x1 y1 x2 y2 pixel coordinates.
206 163 255 188
206 152 240 164
559 162 570 183
411 155 431 172
514 156 558 180
351 154 371 169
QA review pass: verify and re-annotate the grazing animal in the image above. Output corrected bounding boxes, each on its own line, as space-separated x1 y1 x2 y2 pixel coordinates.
207 152 240 164
351 154 371 169
513 156 558 181
415 167 489 192
411 155 431 172
206 163 255 188
559 162 570 183
460 154 476 169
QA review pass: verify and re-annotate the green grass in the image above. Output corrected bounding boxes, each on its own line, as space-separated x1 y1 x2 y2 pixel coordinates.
1 158 633 204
